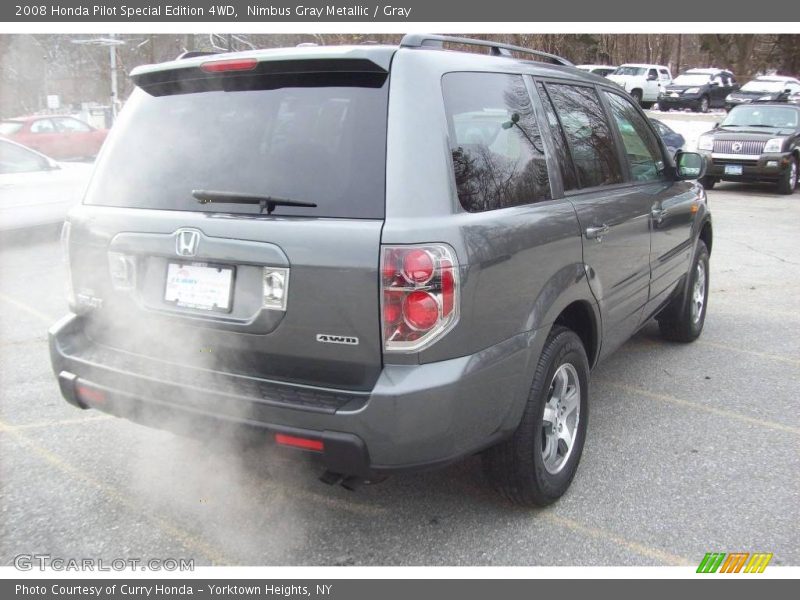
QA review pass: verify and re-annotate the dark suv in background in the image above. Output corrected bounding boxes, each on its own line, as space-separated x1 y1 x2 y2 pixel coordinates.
658 68 737 113
50 35 712 506
698 102 800 194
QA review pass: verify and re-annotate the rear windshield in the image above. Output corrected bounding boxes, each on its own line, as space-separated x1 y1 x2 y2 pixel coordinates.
0 121 24 136
85 75 388 219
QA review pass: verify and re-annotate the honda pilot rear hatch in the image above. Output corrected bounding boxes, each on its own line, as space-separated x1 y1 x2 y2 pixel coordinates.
67 50 392 392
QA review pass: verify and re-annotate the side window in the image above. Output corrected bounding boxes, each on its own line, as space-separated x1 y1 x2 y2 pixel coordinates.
0 141 49 174
544 83 623 189
648 69 658 80
536 82 578 191
55 118 92 133
30 119 55 134
659 69 671 81
604 92 665 182
442 72 551 212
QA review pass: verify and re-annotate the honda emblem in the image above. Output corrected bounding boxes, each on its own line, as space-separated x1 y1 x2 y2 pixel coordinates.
175 229 201 257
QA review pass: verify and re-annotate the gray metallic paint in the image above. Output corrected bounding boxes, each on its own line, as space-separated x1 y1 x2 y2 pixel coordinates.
50 44 711 472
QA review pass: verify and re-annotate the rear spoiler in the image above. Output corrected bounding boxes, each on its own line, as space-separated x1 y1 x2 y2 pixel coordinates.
131 51 392 96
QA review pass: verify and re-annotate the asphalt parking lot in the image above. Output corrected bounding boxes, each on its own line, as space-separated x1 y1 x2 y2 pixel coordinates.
1 168 799 566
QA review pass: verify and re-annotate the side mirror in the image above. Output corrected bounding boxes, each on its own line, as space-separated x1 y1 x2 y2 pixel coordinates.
675 151 706 180
502 112 520 130
647 73 658 81
711 81 720 87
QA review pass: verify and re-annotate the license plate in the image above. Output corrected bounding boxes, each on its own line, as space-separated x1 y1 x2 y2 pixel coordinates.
724 164 743 176
164 262 234 312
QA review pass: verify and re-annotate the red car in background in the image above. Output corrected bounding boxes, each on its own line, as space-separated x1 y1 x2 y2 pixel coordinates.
0 115 108 160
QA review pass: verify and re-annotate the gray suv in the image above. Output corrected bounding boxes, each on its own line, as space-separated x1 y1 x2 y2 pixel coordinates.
49 35 712 506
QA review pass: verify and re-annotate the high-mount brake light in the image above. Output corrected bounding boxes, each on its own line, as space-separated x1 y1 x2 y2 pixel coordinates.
381 244 460 352
200 58 258 73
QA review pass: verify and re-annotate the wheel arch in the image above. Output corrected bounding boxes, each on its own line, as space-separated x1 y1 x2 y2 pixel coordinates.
699 218 713 256
552 300 601 369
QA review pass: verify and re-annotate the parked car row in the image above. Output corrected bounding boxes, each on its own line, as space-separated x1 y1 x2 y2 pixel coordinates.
0 114 104 232
0 137 94 232
576 62 800 115
0 115 107 161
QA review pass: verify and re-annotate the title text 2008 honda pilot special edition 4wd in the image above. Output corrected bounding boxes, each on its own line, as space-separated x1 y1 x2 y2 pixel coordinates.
50 35 712 506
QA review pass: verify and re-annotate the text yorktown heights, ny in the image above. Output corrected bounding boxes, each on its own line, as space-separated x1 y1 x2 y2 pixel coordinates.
16 584 335 598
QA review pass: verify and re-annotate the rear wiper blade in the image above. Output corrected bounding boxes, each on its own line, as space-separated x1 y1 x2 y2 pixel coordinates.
192 190 317 215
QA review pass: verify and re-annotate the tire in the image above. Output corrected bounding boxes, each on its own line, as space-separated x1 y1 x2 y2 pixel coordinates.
483 326 589 506
697 96 709 113
699 176 716 190
642 101 654 110
777 156 798 195
630 90 643 106
657 240 710 343
661 106 671 112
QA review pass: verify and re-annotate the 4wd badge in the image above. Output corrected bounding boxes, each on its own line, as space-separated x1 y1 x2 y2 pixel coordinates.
316 334 359 346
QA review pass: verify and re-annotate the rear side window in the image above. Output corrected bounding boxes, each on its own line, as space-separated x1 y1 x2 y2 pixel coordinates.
442 72 551 212
536 82 578 191
85 73 388 219
604 92 665 182
55 117 92 133
30 119 56 134
543 83 623 189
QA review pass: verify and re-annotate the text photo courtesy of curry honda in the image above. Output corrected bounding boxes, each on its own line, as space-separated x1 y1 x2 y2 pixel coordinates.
1 31 799 570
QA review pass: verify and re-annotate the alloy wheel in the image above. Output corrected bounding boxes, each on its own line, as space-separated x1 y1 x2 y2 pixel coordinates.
541 363 581 474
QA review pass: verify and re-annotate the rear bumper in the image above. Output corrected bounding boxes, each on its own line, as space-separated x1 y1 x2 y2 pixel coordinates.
702 151 793 182
658 96 703 110
49 313 538 478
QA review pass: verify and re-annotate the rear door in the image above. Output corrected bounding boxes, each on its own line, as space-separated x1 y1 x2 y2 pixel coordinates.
602 90 696 315
536 81 652 358
68 56 391 391
23 118 61 157
53 117 95 158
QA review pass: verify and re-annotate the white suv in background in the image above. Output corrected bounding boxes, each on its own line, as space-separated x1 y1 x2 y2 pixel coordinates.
608 64 673 107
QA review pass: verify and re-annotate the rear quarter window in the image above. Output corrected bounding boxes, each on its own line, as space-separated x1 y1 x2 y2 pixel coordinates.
442 72 551 212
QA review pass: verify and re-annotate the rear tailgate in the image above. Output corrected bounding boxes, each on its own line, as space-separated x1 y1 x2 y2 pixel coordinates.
66 51 392 392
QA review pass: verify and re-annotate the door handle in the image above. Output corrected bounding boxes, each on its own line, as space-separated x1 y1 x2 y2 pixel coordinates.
585 224 610 240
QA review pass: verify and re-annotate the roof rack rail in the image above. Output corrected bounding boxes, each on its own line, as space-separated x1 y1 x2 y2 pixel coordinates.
176 50 222 60
399 34 573 67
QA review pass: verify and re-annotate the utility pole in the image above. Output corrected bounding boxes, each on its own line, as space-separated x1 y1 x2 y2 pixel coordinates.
676 34 682 75
109 33 119 121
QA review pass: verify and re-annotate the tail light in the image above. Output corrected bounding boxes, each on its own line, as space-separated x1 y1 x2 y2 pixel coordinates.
107 252 137 292
381 244 460 352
